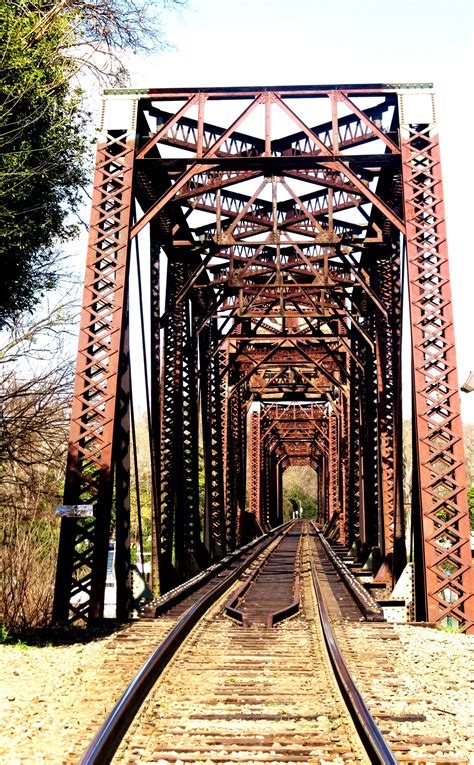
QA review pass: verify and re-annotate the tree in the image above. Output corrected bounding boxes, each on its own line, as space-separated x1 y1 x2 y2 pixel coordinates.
0 300 75 631
282 467 318 522
0 0 185 630
0 0 185 328
463 423 474 486
0 1 86 325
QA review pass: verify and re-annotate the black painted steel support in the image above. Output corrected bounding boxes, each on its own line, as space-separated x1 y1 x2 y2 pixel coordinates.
159 258 203 592
115 321 132 621
200 321 226 559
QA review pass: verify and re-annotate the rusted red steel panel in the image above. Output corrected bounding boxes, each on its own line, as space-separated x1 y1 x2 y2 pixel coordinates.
159 259 203 591
401 122 474 631
200 323 227 558
339 396 349 545
53 126 136 623
328 411 340 523
248 406 262 525
226 381 246 548
132 88 404 240
134 83 431 99
373 248 405 569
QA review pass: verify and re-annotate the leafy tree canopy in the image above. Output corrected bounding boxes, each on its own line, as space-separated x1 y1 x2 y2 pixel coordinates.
0 0 86 325
0 0 184 328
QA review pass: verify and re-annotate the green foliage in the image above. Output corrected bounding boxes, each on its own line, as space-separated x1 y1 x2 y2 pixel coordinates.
0 0 184 326
0 0 87 326
468 485 474 531
284 485 317 520
0 623 44 647
283 467 318 521
13 639 33 649
440 624 460 634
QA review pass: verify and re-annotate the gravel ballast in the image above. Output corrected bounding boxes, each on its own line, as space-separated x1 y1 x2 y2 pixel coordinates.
0 623 472 764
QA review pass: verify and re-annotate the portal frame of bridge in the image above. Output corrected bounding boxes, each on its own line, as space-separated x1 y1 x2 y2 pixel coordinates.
52 84 474 633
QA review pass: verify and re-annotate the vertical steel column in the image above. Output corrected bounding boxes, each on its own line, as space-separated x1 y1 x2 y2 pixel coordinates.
159 258 185 591
262 447 272 529
200 321 226 558
328 410 340 522
373 247 406 576
348 353 362 545
358 309 380 549
149 224 161 594
115 322 132 621
181 297 202 572
400 94 474 630
269 452 277 527
217 345 231 545
271 452 281 527
276 461 283 525
322 454 330 525
339 391 350 544
159 258 202 591
226 381 246 549
318 456 324 525
53 103 136 624
248 402 262 525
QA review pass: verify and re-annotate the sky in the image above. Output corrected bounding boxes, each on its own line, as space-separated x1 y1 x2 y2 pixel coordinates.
79 0 474 420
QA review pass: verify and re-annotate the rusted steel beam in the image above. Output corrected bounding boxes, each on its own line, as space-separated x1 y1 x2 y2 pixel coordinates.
226 378 246 549
400 106 474 631
114 322 132 622
328 411 340 522
53 120 136 624
159 259 186 591
372 247 405 577
108 83 431 99
248 403 262 525
200 321 227 558
54 85 472 634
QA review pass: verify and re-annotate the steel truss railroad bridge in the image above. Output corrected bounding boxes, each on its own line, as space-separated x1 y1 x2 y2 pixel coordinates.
53 83 474 633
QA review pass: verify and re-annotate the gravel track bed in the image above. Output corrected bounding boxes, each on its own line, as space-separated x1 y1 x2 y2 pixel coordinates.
0 534 472 763
0 619 176 764
113 536 367 764
2 623 472 764
311 537 474 764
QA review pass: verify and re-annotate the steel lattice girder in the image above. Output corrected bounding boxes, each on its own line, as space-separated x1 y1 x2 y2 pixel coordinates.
53 123 136 624
53 84 473 632
399 105 474 629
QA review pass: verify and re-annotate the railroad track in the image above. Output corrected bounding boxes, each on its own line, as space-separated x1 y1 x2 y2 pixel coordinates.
80 521 396 764
310 528 471 765
76 521 471 765
66 524 292 761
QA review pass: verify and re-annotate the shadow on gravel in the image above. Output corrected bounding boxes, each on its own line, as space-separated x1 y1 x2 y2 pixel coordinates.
2 622 130 647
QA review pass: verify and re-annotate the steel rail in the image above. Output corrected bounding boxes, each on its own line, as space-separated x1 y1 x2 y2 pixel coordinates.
315 525 384 621
224 522 296 626
309 532 398 764
79 523 292 765
267 528 303 628
141 522 291 618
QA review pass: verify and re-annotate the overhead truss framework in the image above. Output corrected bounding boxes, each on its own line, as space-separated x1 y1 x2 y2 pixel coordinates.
53 84 473 632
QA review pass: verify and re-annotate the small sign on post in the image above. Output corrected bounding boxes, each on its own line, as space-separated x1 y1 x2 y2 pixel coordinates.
55 505 94 518
461 371 474 394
